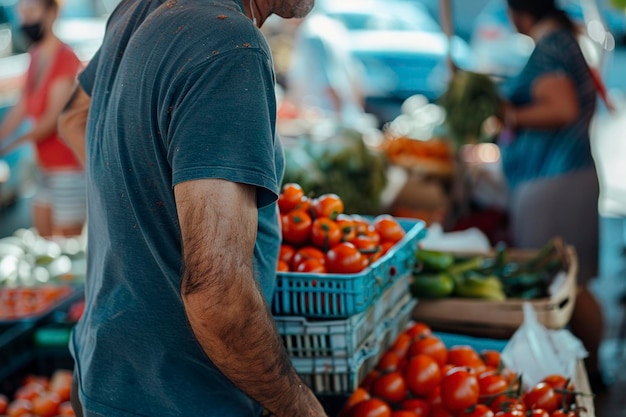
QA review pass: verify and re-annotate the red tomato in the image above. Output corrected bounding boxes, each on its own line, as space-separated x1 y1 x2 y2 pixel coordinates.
14 383 45 401
351 398 392 417
447 345 485 371
297 196 311 212
464 404 495 417
528 410 550 417
373 215 405 243
0 394 8 414
490 396 526 414
440 367 479 412
371 372 408 404
478 371 509 398
340 388 371 417
391 333 412 359
312 193 344 220
278 183 304 213
277 260 290 272
6 399 33 417
400 399 429 417
310 218 342 250
550 410 576 417
405 322 432 340
428 404 455 417
291 246 325 270
405 354 442 397
58 401 76 416
295 259 326 273
325 242 367 274
380 241 395 257
427 385 442 405
391 412 418 417
377 350 401 373
22 375 49 390
523 383 559 413
480 350 502 369
408 335 448 367
281 210 312 245
494 411 525 417
541 375 575 407
32 392 62 417
336 215 357 242
350 215 372 234
360 370 381 392
279 244 296 266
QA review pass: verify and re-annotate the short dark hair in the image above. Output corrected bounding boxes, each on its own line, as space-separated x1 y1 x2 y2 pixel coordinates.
507 0 576 33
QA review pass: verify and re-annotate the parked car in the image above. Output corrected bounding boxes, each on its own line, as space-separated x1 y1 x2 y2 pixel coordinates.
316 0 477 123
470 0 619 78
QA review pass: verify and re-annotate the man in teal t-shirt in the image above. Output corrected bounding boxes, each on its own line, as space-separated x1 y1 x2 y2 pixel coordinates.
58 0 327 416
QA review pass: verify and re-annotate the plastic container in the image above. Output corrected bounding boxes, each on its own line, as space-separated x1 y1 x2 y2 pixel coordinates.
272 218 426 318
292 297 417 395
275 274 411 359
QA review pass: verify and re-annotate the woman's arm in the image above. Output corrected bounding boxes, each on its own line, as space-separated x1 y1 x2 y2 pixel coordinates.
506 74 580 130
3 77 75 152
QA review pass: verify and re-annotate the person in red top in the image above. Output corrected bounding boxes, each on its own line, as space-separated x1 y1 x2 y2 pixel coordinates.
0 0 85 237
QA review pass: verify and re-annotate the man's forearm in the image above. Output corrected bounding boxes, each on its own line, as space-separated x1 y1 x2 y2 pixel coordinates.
183 275 326 417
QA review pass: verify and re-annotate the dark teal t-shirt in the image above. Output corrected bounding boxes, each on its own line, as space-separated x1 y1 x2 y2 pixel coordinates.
70 0 284 415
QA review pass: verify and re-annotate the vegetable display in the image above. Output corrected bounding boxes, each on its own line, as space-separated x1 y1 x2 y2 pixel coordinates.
278 183 406 274
0 230 85 321
282 129 388 215
411 239 566 301
438 70 502 147
340 323 590 417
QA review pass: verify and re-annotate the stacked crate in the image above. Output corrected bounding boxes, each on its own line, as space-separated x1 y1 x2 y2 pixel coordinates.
272 219 426 395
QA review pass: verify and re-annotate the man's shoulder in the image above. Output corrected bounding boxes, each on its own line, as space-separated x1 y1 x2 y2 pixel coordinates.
138 0 264 52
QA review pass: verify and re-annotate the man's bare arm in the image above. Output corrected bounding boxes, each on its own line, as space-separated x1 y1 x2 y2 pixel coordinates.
175 179 327 417
58 84 91 166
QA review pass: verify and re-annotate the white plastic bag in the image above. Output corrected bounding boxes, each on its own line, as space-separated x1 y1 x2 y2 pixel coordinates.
501 303 587 389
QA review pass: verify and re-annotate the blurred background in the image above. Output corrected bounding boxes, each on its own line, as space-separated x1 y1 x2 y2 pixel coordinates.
1 0 626 412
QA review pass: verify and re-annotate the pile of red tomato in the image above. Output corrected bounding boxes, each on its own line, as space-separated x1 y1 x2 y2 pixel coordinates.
340 323 584 417
0 286 74 321
0 369 75 417
278 183 406 274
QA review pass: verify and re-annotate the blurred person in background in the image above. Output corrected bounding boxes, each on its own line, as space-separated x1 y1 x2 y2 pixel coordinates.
286 11 365 127
0 0 85 237
499 0 606 390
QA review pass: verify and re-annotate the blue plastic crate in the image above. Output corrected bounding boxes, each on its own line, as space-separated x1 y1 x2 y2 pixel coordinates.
291 297 417 395
275 278 414 359
272 218 426 318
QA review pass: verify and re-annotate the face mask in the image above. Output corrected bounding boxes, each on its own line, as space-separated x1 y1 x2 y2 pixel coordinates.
20 21 44 44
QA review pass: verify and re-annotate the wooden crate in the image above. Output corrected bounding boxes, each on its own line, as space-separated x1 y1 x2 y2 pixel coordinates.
412 245 578 339
574 360 595 417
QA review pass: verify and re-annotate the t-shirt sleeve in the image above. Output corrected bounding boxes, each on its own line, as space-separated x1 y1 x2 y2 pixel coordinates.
530 35 570 78
78 48 101 97
166 49 279 208
54 46 82 81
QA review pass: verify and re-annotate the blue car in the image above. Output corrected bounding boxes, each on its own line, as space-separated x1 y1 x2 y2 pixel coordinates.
317 0 477 123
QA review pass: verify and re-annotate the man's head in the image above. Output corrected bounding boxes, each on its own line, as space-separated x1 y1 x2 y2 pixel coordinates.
248 0 314 27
